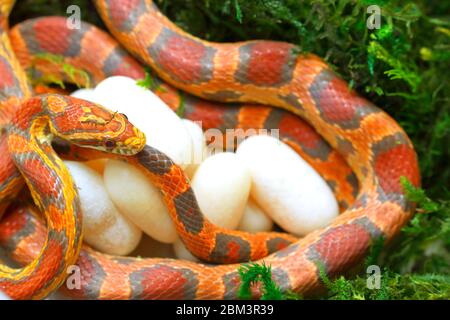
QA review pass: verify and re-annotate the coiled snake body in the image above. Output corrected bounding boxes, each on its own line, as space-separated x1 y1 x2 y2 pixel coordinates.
0 1 146 299
0 0 420 299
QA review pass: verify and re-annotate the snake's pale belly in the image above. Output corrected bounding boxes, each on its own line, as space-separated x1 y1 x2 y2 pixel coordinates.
0 0 420 299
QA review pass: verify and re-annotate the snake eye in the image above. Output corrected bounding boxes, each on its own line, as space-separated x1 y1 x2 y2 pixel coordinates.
105 139 116 149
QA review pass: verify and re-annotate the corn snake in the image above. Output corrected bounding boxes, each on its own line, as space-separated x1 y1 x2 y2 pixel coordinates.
0 0 420 299
0 1 146 299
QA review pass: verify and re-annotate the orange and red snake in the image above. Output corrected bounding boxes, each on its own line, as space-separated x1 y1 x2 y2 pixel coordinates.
0 0 420 299
0 0 147 299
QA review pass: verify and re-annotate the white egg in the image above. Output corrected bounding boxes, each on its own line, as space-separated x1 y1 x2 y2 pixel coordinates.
181 119 207 178
173 237 199 262
0 290 10 300
103 159 177 243
238 199 273 233
191 152 251 229
64 161 142 255
93 76 192 167
70 88 96 101
236 135 339 236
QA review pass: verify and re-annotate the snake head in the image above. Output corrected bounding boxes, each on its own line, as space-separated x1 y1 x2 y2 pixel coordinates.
46 95 146 155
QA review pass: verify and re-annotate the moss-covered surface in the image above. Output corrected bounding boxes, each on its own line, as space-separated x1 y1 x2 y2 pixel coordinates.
11 0 449 299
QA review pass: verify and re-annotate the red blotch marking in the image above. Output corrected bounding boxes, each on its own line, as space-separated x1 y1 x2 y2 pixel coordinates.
0 206 28 245
179 205 196 221
314 224 371 273
22 158 59 199
187 100 226 130
158 34 207 83
33 18 73 55
278 113 321 149
317 77 367 124
375 144 420 193
274 239 290 251
1 238 63 299
11 97 43 131
0 139 16 182
137 266 191 299
226 241 241 262
62 252 97 298
244 42 294 86
108 0 140 28
0 58 14 89
187 101 229 149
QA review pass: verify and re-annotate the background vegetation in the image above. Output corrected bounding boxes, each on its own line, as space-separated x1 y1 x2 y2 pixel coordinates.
11 0 449 299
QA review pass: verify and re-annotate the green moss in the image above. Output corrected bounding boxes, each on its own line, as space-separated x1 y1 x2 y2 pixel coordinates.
318 267 450 300
383 178 450 275
30 53 91 88
136 68 157 90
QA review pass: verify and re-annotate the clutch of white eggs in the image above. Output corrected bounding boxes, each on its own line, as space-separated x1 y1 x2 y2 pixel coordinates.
69 76 339 259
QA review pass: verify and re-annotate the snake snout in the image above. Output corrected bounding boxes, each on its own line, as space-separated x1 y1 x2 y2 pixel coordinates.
116 127 146 155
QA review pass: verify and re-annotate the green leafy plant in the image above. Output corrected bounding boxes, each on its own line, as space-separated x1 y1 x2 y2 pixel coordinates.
382 178 450 275
136 67 161 91
318 266 450 300
30 53 91 88
238 262 285 300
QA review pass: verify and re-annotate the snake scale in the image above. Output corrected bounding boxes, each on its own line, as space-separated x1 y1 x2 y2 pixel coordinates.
0 0 420 299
